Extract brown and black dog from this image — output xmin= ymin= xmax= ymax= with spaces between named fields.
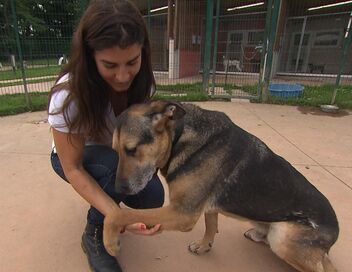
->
xmin=104 ymin=100 xmax=339 ymax=272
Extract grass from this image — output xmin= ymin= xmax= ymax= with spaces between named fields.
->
xmin=0 ymin=88 xmax=209 ymax=116
xmin=242 ymin=84 xmax=259 ymax=96
xmin=156 ymin=82 xmax=203 ymax=92
xmin=154 ymin=91 xmax=209 ymax=101
xmin=0 ymin=84 xmax=351 ymax=116
xmin=155 ymin=82 xmax=209 ymax=101
xmin=0 ymin=76 xmax=57 ymax=88
xmin=0 ymin=92 xmax=49 ymax=116
xmin=0 ymin=65 xmax=61 ymax=81
xmin=27 ymin=58 xmax=59 ymax=66
xmin=1 ymin=58 xmax=58 ymax=67
xmin=260 ymin=84 xmax=352 ymax=109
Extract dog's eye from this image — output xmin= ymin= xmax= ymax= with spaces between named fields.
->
xmin=124 ymin=146 xmax=137 ymax=156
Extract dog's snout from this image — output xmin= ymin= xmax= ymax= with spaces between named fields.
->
xmin=115 ymin=178 xmax=131 ymax=194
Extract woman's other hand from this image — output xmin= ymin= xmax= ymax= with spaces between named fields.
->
xmin=125 ymin=223 xmax=161 ymax=235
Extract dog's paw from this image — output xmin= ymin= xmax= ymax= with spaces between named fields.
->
xmin=188 ymin=240 xmax=213 ymax=255
xmin=244 ymin=228 xmax=268 ymax=244
xmin=104 ymin=237 xmax=121 ymax=257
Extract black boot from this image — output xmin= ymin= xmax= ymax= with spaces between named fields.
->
xmin=81 ymin=223 xmax=122 ymax=272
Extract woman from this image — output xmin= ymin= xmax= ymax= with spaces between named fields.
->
xmin=48 ymin=1 xmax=163 ymax=271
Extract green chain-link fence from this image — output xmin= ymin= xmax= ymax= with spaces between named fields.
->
xmin=1 ymin=0 xmax=351 ymax=107
xmin=0 ymin=0 xmax=87 ymax=109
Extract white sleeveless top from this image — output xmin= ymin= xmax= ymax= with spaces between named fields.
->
xmin=48 ymin=74 xmax=155 ymax=152
xmin=48 ymin=74 xmax=117 ymax=152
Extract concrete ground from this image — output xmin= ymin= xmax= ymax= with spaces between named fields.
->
xmin=0 ymin=100 xmax=351 ymax=272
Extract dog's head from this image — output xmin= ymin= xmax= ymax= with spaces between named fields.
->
xmin=113 ymin=100 xmax=186 ymax=195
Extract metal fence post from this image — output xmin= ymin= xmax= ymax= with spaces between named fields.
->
xmin=147 ymin=0 xmax=151 ymax=33
xmin=294 ymin=16 xmax=307 ymax=73
xmin=203 ymin=0 xmax=214 ymax=94
xmin=10 ymin=0 xmax=32 ymax=109
xmin=261 ymin=0 xmax=280 ymax=102
xmin=211 ymin=0 xmax=220 ymax=95
xmin=257 ymin=0 xmax=273 ymax=100
xmin=330 ymin=11 xmax=352 ymax=105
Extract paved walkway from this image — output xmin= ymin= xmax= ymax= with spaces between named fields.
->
xmin=0 ymin=100 xmax=351 ymax=272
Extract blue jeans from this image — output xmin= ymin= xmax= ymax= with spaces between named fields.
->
xmin=50 ymin=145 xmax=164 ymax=226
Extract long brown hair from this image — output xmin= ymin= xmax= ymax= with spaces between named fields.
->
xmin=48 ymin=0 xmax=155 ymax=141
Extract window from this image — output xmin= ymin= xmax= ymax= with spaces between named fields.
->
xmin=314 ymin=31 xmax=340 ymax=47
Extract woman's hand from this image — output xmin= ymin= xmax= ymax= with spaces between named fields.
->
xmin=125 ymin=223 xmax=161 ymax=235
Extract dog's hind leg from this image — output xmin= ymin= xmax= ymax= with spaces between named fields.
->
xmin=244 ymin=222 xmax=269 ymax=244
xmin=189 ymin=212 xmax=218 ymax=255
xmin=267 ymin=222 xmax=337 ymax=272
xmin=273 ymin=245 xmax=336 ymax=272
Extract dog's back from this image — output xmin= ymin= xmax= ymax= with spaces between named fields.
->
xmin=171 ymin=103 xmax=339 ymax=247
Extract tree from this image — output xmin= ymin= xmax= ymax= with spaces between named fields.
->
xmin=0 ymin=0 xmax=83 ymax=62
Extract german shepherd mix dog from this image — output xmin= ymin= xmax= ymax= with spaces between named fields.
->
xmin=104 ymin=100 xmax=339 ymax=272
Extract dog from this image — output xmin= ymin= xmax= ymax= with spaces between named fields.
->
xmin=104 ymin=100 xmax=339 ymax=272
xmin=223 ymin=55 xmax=242 ymax=72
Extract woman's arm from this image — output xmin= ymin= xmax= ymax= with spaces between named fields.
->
xmin=52 ymin=128 xmax=160 ymax=234
xmin=52 ymin=128 xmax=119 ymax=216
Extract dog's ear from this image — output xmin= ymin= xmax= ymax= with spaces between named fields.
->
xmin=163 ymin=102 xmax=186 ymax=120
xmin=149 ymin=101 xmax=186 ymax=132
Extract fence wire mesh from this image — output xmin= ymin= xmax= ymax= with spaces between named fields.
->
xmin=0 ymin=0 xmax=351 ymax=104
xmin=276 ymin=1 xmax=352 ymax=85
xmin=0 ymin=0 xmax=86 ymax=95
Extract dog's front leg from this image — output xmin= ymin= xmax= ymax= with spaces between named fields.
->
xmin=103 ymin=209 xmax=124 ymax=257
xmin=189 ymin=212 xmax=218 ymax=254
xmin=103 ymin=205 xmax=201 ymax=256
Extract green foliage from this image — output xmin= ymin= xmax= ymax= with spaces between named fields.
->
xmin=0 ymin=0 xmax=81 ymax=62
xmin=155 ymin=83 xmax=208 ymax=101
xmin=0 ymin=84 xmax=351 ymax=117
xmin=156 ymin=82 xmax=204 ymax=92
xmin=154 ymin=91 xmax=209 ymax=102
xmin=242 ymin=84 xmax=259 ymax=95
xmin=0 ymin=76 xmax=56 ymax=88
xmin=0 ymin=88 xmax=209 ymax=116
xmin=0 ymin=65 xmax=60 ymax=81
xmin=0 ymin=92 xmax=48 ymax=116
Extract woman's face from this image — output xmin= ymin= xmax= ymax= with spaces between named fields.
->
xmin=94 ymin=43 xmax=142 ymax=92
